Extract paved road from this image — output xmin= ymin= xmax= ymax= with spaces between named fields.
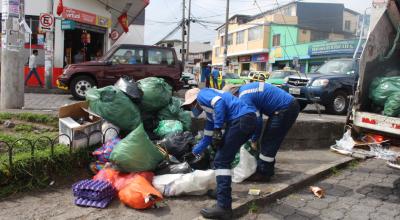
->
xmin=242 ymin=159 xmax=400 ymax=220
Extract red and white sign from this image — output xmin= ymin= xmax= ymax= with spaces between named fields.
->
xmin=239 ymin=55 xmax=251 ymax=62
xmin=354 ymin=111 xmax=400 ymax=136
xmin=39 ymin=13 xmax=54 ymax=32
xmin=62 ymin=7 xmax=97 ymax=26
xmin=110 ymin=30 xmax=120 ymax=41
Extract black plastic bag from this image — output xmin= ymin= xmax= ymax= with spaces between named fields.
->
xmin=187 ymin=151 xmax=211 ymax=170
xmin=114 ymin=78 xmax=143 ymax=103
xmin=155 ymin=162 xmax=192 ymax=175
xmin=158 ymin=132 xmax=195 ymax=160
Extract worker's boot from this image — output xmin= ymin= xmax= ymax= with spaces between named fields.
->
xmin=247 ymin=160 xmax=275 ymax=182
xmin=200 ymin=205 xmax=233 ymax=220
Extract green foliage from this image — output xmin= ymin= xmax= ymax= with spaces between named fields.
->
xmin=0 ymin=112 xmax=58 ymax=127
xmin=248 ymin=201 xmax=259 ymax=214
xmin=14 ymin=124 xmax=34 ymax=132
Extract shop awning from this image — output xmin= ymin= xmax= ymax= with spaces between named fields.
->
xmin=96 ymin=0 xmax=149 ymax=33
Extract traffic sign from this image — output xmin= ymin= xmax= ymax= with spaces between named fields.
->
xmin=110 ymin=30 xmax=120 ymax=41
xmin=39 ymin=13 xmax=54 ymax=32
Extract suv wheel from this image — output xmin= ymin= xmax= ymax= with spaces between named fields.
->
xmin=70 ymin=76 xmax=95 ymax=100
xmin=327 ymin=91 xmax=349 ymax=115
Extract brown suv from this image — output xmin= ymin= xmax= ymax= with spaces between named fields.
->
xmin=57 ymin=44 xmax=183 ymax=100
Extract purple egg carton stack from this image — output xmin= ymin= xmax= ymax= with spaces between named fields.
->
xmin=72 ymin=179 xmax=116 ymax=209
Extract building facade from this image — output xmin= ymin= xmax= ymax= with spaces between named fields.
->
xmin=0 ymin=0 xmax=147 ymax=87
xmin=211 ymin=2 xmax=360 ymax=74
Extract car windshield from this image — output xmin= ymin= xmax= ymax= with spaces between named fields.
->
xmin=225 ymin=73 xmax=240 ymax=79
xmin=270 ymin=71 xmax=290 ymax=79
xmin=316 ymin=60 xmax=354 ymax=75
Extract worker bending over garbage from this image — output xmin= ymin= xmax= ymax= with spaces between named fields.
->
xmin=181 ymin=88 xmax=257 ymax=219
xmin=224 ymin=82 xmax=300 ymax=181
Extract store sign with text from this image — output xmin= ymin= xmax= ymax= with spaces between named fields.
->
xmin=239 ymin=55 xmax=251 ymax=62
xmin=62 ymin=7 xmax=110 ymax=28
xmin=251 ymin=53 xmax=268 ymax=62
xmin=309 ymin=40 xmax=362 ymax=56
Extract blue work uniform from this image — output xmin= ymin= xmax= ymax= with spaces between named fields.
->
xmin=212 ymin=69 xmax=220 ymax=89
xmin=193 ymin=88 xmax=257 ymax=209
xmin=238 ymin=82 xmax=300 ymax=175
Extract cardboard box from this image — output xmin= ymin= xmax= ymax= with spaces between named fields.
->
xmin=59 ymin=101 xmax=103 ymax=149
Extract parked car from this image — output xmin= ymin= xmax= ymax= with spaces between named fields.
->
xmin=281 ymin=58 xmax=357 ymax=114
xmin=57 ymin=44 xmax=183 ymax=100
xmin=219 ymin=73 xmax=247 ymax=85
xmin=248 ymin=71 xmax=269 ymax=81
xmin=181 ymin=72 xmax=198 ymax=89
xmin=266 ymin=68 xmax=300 ymax=87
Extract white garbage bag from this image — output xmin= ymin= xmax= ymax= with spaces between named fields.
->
xmin=232 ymin=147 xmax=257 ymax=183
xmin=153 ymin=170 xmax=216 ymax=197
xmin=335 ymin=130 xmax=355 ymax=151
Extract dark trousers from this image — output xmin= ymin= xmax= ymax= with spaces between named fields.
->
xmin=258 ymin=99 xmax=300 ymax=175
xmin=213 ymin=77 xmax=219 ymax=89
xmin=214 ymin=113 xmax=257 ymax=209
xmin=25 ymin=68 xmax=43 ymax=86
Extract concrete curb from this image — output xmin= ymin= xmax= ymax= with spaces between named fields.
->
xmin=194 ymin=156 xmax=356 ymax=219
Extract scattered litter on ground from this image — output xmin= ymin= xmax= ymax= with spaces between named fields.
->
xmin=309 ymin=186 xmax=325 ymax=198
xmin=248 ymin=189 xmax=261 ymax=196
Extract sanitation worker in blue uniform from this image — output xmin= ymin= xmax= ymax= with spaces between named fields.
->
xmin=223 ymin=82 xmax=300 ymax=181
xmin=181 ymin=88 xmax=257 ymax=219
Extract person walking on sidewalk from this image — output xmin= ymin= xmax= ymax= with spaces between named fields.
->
xmin=223 ymin=82 xmax=300 ymax=181
xmin=25 ymin=50 xmax=43 ymax=87
xmin=181 ymin=88 xmax=257 ymax=219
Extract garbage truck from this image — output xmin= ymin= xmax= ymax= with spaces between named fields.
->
xmin=331 ymin=0 xmax=400 ymax=169
xmin=345 ymin=0 xmax=400 ymax=168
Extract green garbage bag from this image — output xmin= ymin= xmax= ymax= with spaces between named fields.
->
xmin=154 ymin=120 xmax=183 ymax=138
xmin=110 ymin=123 xmax=164 ymax=172
xmin=369 ymin=76 xmax=400 ymax=106
xmin=384 ymin=92 xmax=400 ymax=117
xmin=158 ymin=97 xmax=192 ymax=131
xmin=138 ymin=77 xmax=172 ymax=112
xmin=86 ymin=86 xmax=141 ymax=131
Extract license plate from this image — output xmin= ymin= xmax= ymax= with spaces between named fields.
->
xmin=289 ymin=87 xmax=301 ymax=95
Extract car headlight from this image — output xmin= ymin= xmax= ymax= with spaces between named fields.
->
xmin=311 ymin=79 xmax=329 ymax=87
xmin=283 ymin=77 xmax=289 ymax=83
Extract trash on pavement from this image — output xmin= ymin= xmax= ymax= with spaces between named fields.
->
xmin=114 ymin=78 xmax=143 ymax=103
xmin=118 ymin=174 xmax=163 ymax=209
xmin=309 ymin=186 xmax=325 ymax=198
xmin=232 ymin=146 xmax=257 ymax=183
xmin=152 ymin=170 xmax=216 ymax=197
xmin=335 ymin=130 xmax=355 ymax=152
xmin=110 ymin=123 xmax=165 ymax=172
xmin=248 ymin=189 xmax=261 ymax=196
xmin=59 ymin=101 xmax=102 ymax=149
xmin=72 ymin=179 xmax=116 ymax=209
xmin=186 ymin=151 xmax=211 ymax=170
xmin=102 ymin=122 xmax=120 ymax=143
xmin=138 ymin=77 xmax=172 ymax=112
xmin=154 ymin=120 xmax=184 ymax=138
xmin=158 ymin=131 xmax=195 ymax=160
xmin=93 ymin=168 xmax=154 ymax=191
xmin=93 ymin=138 xmax=120 ymax=164
xmin=86 ymin=86 xmax=141 ymax=131
xmin=155 ymin=162 xmax=192 ymax=175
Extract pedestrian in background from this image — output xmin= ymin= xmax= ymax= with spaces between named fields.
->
xmin=25 ymin=50 xmax=43 ymax=87
xmin=204 ymin=65 xmax=211 ymax=87
xmin=212 ymin=67 xmax=220 ymax=89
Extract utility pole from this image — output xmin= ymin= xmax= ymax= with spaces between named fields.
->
xmin=44 ymin=0 xmax=54 ymax=89
xmin=186 ymin=0 xmax=192 ymax=62
xmin=181 ymin=0 xmax=186 ymax=72
xmin=222 ymin=0 xmax=230 ymax=76
xmin=1 ymin=0 xmax=25 ymax=109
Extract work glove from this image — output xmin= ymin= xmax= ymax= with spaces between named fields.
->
xmin=212 ymin=128 xmax=223 ymax=150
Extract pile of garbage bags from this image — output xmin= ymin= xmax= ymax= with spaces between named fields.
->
xmin=369 ymin=76 xmax=400 ymax=117
xmin=72 ymin=77 xmax=259 ymax=210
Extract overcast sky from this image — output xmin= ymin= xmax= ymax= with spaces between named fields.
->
xmin=144 ymin=0 xmax=373 ymax=45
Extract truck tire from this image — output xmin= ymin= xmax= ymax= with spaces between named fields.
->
xmin=327 ymin=90 xmax=349 ymax=115
xmin=70 ymin=75 xmax=95 ymax=100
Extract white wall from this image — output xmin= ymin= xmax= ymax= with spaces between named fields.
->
xmin=115 ymin=25 xmax=145 ymax=45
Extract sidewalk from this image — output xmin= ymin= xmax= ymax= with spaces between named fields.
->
xmin=242 ymin=159 xmax=400 ymax=220
xmin=0 ymin=149 xmax=353 ymax=220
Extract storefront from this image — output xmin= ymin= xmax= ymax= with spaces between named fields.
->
xmin=61 ymin=7 xmax=110 ymax=65
xmin=250 ymin=53 xmax=268 ymax=71
xmin=238 ymin=55 xmax=251 ymax=73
